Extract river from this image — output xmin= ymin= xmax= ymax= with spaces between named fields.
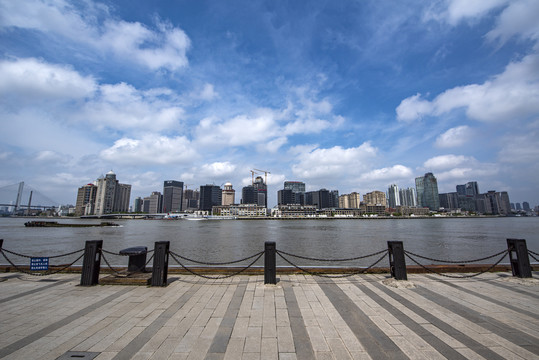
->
xmin=0 ymin=217 xmax=538 ymax=267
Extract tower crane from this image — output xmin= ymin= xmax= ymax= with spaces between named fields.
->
xmin=250 ymin=170 xmax=260 ymax=185
xmin=253 ymin=168 xmax=271 ymax=185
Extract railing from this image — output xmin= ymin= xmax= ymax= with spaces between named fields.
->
xmin=0 ymin=238 xmax=536 ymax=286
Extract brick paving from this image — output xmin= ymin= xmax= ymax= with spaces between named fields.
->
xmin=0 ymin=272 xmax=538 ymax=360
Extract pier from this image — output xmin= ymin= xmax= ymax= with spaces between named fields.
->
xmin=0 ymin=272 xmax=538 ymax=359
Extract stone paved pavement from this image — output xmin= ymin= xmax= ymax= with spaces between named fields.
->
xmin=0 ymin=272 xmax=538 ymax=360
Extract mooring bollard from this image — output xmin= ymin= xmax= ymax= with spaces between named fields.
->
xmin=0 ymin=239 xmax=3 ymax=251
xmin=151 ymin=241 xmax=170 ymax=287
xmin=80 ymin=240 xmax=103 ymax=286
xmin=265 ymin=241 xmax=276 ymax=284
xmin=388 ymin=241 xmax=407 ymax=280
xmin=507 ymin=239 xmax=532 ymax=278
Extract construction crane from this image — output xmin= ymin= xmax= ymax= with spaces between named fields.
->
xmin=250 ymin=170 xmax=260 ymax=185
xmin=253 ymin=168 xmax=271 ymax=185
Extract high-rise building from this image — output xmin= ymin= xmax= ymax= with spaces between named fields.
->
xmin=144 ymin=191 xmax=162 ymax=213
xmin=283 ymin=181 xmax=306 ymax=205
xmin=399 ymin=188 xmax=417 ymax=207
xmin=183 ymin=189 xmax=199 ymax=210
xmin=134 ymin=197 xmax=142 ymax=212
xmin=339 ymin=192 xmax=361 ymax=209
xmin=516 ymin=203 xmax=522 ymax=210
xmin=199 ymin=185 xmax=222 ymax=212
xmin=75 ymin=183 xmax=97 ymax=216
xmin=466 ymin=181 xmax=479 ymax=196
xmin=500 ymin=191 xmax=511 ymax=216
xmin=222 ymin=182 xmax=235 ymax=206
xmin=439 ymin=192 xmax=459 ymax=210
xmin=415 ymin=172 xmax=440 ymax=210
xmin=94 ymin=171 xmax=131 ymax=215
xmin=387 ymin=184 xmax=400 ymax=208
xmin=162 ymin=180 xmax=183 ymax=213
xmin=523 ymin=202 xmax=530 ymax=211
xmin=242 ymin=176 xmax=267 ymax=207
xmin=278 ymin=189 xmax=294 ymax=205
xmin=363 ymin=191 xmax=387 ymax=206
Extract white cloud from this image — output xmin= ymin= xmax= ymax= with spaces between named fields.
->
xmin=291 ymin=143 xmax=378 ymax=180
xmin=395 ymin=93 xmax=433 ymax=122
xmin=34 ymin=150 xmax=71 ymax=164
xmin=360 ymin=165 xmax=413 ymax=182
xmin=486 ymin=0 xmax=539 ymax=44
xmin=396 ymin=53 xmax=539 ymax=123
xmin=199 ymin=162 xmax=236 ymax=177
xmin=81 ymin=82 xmax=184 ymax=132
xmin=100 ymin=135 xmax=197 ymax=165
xmin=443 ymin=0 xmax=508 ymax=25
xmin=0 ymin=58 xmax=96 ymax=103
xmin=0 ymin=0 xmax=190 ymax=71
xmin=423 ymin=154 xmax=475 ymax=170
xmin=435 ymin=125 xmax=471 ymax=148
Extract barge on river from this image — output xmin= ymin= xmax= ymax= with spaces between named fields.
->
xmin=24 ymin=221 xmax=119 ymax=227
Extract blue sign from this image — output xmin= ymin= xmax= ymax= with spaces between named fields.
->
xmin=30 ymin=257 xmax=49 ymax=271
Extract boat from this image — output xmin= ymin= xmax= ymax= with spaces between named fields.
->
xmin=24 ymin=221 xmax=119 ymax=227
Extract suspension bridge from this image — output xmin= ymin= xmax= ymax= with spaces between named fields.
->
xmin=0 ymin=182 xmax=60 ymax=214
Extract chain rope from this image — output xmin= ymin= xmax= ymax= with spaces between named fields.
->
xmin=169 ymin=251 xmax=264 ymax=279
xmin=528 ymin=251 xmax=539 ymax=263
xmin=529 ymin=249 xmax=539 ymax=256
xmin=1 ymin=247 xmax=84 ymax=259
xmin=276 ymin=250 xmax=389 ymax=278
xmin=0 ymin=249 xmax=84 ymax=277
xmin=100 ymin=251 xmax=128 ymax=276
xmin=169 ymin=250 xmax=264 ymax=266
xmin=404 ymin=250 xmax=509 ymax=279
xmin=403 ymin=249 xmax=508 ymax=264
xmin=276 ymin=248 xmax=388 ymax=262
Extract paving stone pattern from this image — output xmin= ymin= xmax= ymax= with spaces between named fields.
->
xmin=0 ymin=272 xmax=538 ymax=360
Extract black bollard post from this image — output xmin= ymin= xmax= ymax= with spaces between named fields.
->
xmin=388 ymin=241 xmax=407 ymax=280
xmin=0 ymin=239 xmax=3 ymax=250
xmin=507 ymin=239 xmax=532 ymax=278
xmin=151 ymin=241 xmax=170 ymax=286
xmin=80 ymin=240 xmax=103 ymax=286
xmin=265 ymin=241 xmax=276 ymax=284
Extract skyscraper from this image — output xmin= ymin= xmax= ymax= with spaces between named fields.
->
xmin=199 ymin=185 xmax=222 ymax=212
xmin=415 ymin=172 xmax=440 ymax=210
xmin=363 ymin=191 xmax=387 ymax=206
xmin=94 ymin=171 xmax=131 ymax=215
xmin=75 ymin=183 xmax=97 ymax=216
xmin=387 ymin=184 xmax=400 ymax=208
xmin=399 ymin=188 xmax=417 ymax=207
xmin=284 ymin=181 xmax=305 ymax=205
xmin=242 ymin=176 xmax=267 ymax=207
xmin=162 ymin=180 xmax=183 ymax=213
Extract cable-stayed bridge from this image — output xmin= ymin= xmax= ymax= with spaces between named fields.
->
xmin=0 ymin=182 xmax=60 ymax=213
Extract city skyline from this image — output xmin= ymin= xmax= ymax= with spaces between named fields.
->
xmin=1 ymin=1 xmax=538 ymax=208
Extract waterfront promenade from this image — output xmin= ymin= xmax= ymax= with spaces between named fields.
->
xmin=0 ymin=272 xmax=538 ymax=360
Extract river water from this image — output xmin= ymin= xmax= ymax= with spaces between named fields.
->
xmin=1 ymin=217 xmax=538 ymax=267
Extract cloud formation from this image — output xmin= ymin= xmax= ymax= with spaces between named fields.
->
xmin=0 ymin=0 xmax=190 ymax=71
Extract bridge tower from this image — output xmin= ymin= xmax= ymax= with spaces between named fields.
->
xmin=15 ymin=182 xmax=24 ymax=212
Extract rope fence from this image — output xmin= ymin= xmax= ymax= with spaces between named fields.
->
xmin=0 ymin=238 xmax=536 ymax=285
xmin=276 ymin=249 xmax=388 ymax=278
xmin=0 ymin=247 xmax=85 ymax=277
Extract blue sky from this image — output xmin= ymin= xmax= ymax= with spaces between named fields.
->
xmin=1 ymin=0 xmax=538 ymax=208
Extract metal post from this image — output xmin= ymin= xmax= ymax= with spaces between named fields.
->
xmin=265 ymin=241 xmax=276 ymax=284
xmin=151 ymin=241 xmax=170 ymax=286
xmin=507 ymin=239 xmax=532 ymax=278
xmin=388 ymin=241 xmax=407 ymax=280
xmin=80 ymin=240 xmax=103 ymax=286
xmin=0 ymin=239 xmax=3 ymax=250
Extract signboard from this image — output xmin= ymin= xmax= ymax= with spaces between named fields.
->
xmin=30 ymin=257 xmax=49 ymax=271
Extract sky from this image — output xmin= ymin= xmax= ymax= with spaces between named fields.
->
xmin=1 ymin=0 xmax=539 ymax=209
